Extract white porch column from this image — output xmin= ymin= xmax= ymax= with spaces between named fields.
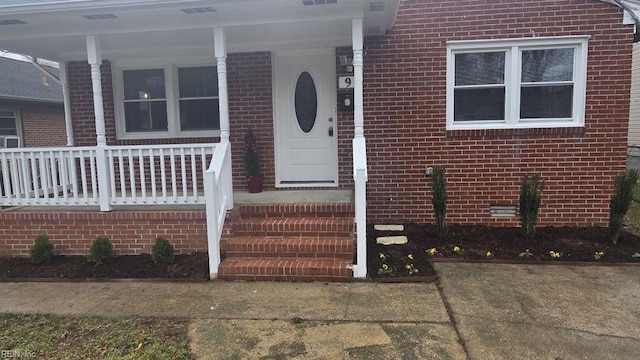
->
xmin=58 ymin=62 xmax=75 ymax=146
xmin=86 ymin=35 xmax=112 ymax=211
xmin=214 ymin=27 xmax=230 ymax=143
xmin=352 ymin=18 xmax=364 ymax=139
xmin=352 ymin=18 xmax=368 ymax=279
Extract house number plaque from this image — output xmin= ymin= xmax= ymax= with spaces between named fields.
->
xmin=338 ymin=76 xmax=354 ymax=89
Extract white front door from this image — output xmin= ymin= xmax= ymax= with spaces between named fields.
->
xmin=275 ymin=51 xmax=337 ymax=186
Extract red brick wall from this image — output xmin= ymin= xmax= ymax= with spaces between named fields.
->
xmin=227 ymin=52 xmax=276 ymax=191
xmin=0 ymin=210 xmax=207 ymax=257
xmin=20 ymin=103 xmax=66 ymax=147
xmin=0 ymin=102 xmax=66 ymax=147
xmin=363 ymin=0 xmax=634 ymax=226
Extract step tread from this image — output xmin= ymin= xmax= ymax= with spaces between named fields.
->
xmin=218 ymin=257 xmax=352 ymax=282
xmin=239 ymin=203 xmax=354 ymax=218
xmin=221 ymin=236 xmax=354 ymax=259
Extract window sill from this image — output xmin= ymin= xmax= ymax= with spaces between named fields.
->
xmin=116 ymin=130 xmax=221 ymax=141
xmin=446 ymin=126 xmax=585 ymax=139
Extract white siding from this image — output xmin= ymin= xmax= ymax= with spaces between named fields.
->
xmin=629 ymin=43 xmax=640 ymax=146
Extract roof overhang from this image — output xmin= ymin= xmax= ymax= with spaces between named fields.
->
xmin=0 ymin=0 xmax=400 ymax=61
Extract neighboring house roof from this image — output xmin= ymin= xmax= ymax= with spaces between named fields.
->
xmin=0 ymin=56 xmax=63 ymax=104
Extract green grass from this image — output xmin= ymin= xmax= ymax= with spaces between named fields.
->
xmin=0 ymin=313 xmax=193 ymax=359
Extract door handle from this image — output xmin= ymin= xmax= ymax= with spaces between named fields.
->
xmin=328 ymin=126 xmax=334 ymax=137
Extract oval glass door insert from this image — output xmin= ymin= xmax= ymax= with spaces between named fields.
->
xmin=294 ymin=71 xmax=318 ymax=133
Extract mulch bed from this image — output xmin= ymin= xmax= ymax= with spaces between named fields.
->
xmin=368 ymin=223 xmax=640 ymax=280
xmin=0 ymin=253 xmax=209 ymax=281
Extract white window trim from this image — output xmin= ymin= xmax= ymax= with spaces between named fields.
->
xmin=0 ymin=108 xmax=22 ymax=139
xmin=113 ymin=59 xmax=220 ymax=140
xmin=446 ymin=36 xmax=589 ymax=131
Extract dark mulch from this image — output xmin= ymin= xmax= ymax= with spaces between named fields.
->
xmin=0 ymin=253 xmax=209 ymax=280
xmin=368 ymin=224 xmax=640 ymax=279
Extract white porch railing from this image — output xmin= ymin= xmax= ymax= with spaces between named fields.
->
xmin=353 ymin=136 xmax=368 ymax=279
xmin=203 ymin=141 xmax=233 ymax=279
xmin=0 ymin=147 xmax=98 ymax=206
xmin=0 ymin=143 xmax=215 ymax=207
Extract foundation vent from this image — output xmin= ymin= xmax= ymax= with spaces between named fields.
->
xmin=0 ymin=19 xmax=26 ymax=25
xmin=369 ymin=1 xmax=385 ymax=12
xmin=490 ymin=205 xmax=517 ymax=218
xmin=181 ymin=7 xmax=217 ymax=14
xmin=302 ymin=0 xmax=337 ymax=6
xmin=82 ymin=14 xmax=118 ymax=20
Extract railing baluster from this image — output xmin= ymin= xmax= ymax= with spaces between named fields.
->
xmin=70 ymin=150 xmax=79 ymax=203
xmin=138 ymin=148 xmax=146 ymax=202
xmin=29 ymin=151 xmax=39 ymax=202
xmin=38 ymin=152 xmax=49 ymax=202
xmin=117 ymin=149 xmax=125 ymax=201
xmin=89 ymin=149 xmax=98 ymax=201
xmin=1 ymin=153 xmax=11 ymax=201
xmin=19 ymin=152 xmax=29 ymax=201
xmin=107 ymin=149 xmax=116 ymax=203
xmin=78 ymin=150 xmax=88 ymax=203
xmin=190 ymin=147 xmax=197 ymax=200
xmin=170 ymin=148 xmax=177 ymax=202
xmin=128 ymin=149 xmax=136 ymax=203
xmin=48 ymin=150 xmax=59 ymax=202
xmin=150 ymin=149 xmax=157 ymax=201
xmin=180 ymin=148 xmax=187 ymax=202
xmin=160 ymin=148 xmax=167 ymax=201
xmin=58 ymin=150 xmax=69 ymax=203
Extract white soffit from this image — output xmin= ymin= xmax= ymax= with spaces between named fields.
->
xmin=0 ymin=0 xmax=401 ymax=61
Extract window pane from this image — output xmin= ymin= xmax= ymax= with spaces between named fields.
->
xmin=124 ymin=101 xmax=168 ymax=132
xmin=454 ymin=88 xmax=505 ymax=121
xmin=178 ymin=66 xmax=218 ymax=98
xmin=179 ymin=99 xmax=220 ymax=131
xmin=0 ymin=116 xmax=17 ymax=135
xmin=522 ymin=48 xmax=574 ymax=82
xmin=123 ymin=69 xmax=166 ymax=100
xmin=520 ymin=85 xmax=573 ymax=119
xmin=455 ymin=52 xmax=505 ymax=86
xmin=294 ymin=71 xmax=318 ymax=133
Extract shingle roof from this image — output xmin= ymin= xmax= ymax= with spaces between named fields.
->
xmin=0 ymin=57 xmax=63 ymax=103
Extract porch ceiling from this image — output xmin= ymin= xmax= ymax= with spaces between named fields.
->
xmin=0 ymin=0 xmax=400 ymax=61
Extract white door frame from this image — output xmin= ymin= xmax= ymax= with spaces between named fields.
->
xmin=273 ymin=49 xmax=338 ymax=188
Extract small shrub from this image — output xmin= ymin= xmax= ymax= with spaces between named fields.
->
xmin=520 ymin=173 xmax=545 ymax=239
xmin=431 ymin=166 xmax=448 ymax=237
xmin=29 ymin=235 xmax=53 ymax=264
xmin=609 ymin=169 xmax=640 ymax=244
xmin=87 ymin=236 xmax=114 ymax=266
xmin=151 ymin=237 xmax=175 ymax=265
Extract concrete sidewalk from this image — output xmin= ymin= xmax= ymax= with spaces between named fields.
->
xmin=1 ymin=264 xmax=639 ymax=359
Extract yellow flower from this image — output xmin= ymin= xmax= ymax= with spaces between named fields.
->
xmin=382 ymin=264 xmax=388 ymax=269
xmin=407 ymin=254 xmax=414 ymax=260
xmin=453 ymin=246 xmax=460 ymax=252
xmin=486 ymin=251 xmax=494 ymax=258
xmin=428 ymin=248 xmax=437 ymax=255
xmin=405 ymin=264 xmax=411 ymax=269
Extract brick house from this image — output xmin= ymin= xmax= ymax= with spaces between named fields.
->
xmin=0 ymin=0 xmax=637 ymax=281
xmin=0 ymin=55 xmax=66 ymax=148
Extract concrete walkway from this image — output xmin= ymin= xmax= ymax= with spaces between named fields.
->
xmin=0 ymin=264 xmax=639 ymax=359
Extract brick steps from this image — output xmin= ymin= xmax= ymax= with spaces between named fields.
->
xmin=218 ymin=202 xmax=354 ymax=282
xmin=231 ymin=217 xmax=353 ymax=237
xmin=221 ymin=236 xmax=353 ymax=259
xmin=218 ymin=257 xmax=352 ymax=282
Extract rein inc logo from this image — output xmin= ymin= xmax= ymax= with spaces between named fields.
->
xmin=1 ymin=350 xmax=35 ymax=358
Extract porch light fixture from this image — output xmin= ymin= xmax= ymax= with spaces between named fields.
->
xmin=302 ymin=0 xmax=338 ymax=6
xmin=0 ymin=19 xmax=26 ymax=25
xmin=82 ymin=14 xmax=118 ymax=20
xmin=181 ymin=7 xmax=217 ymax=14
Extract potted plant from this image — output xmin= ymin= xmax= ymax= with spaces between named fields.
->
xmin=243 ymin=128 xmax=263 ymax=193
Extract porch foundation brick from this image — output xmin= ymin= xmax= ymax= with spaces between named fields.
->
xmin=219 ymin=202 xmax=355 ymax=282
xmin=0 ymin=209 xmax=207 ymax=257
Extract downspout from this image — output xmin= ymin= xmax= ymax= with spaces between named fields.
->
xmin=29 ymin=57 xmax=74 ymax=146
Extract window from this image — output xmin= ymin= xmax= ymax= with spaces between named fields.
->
xmin=0 ymin=110 xmax=19 ymax=136
xmin=447 ymin=36 xmax=588 ymax=130
xmin=117 ymin=64 xmax=219 ymax=139
xmin=123 ymin=69 xmax=168 ymax=132
xmin=178 ymin=66 xmax=219 ymax=131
